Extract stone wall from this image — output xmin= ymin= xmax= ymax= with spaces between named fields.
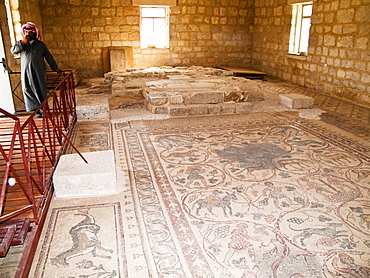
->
xmin=4 ymin=0 xmax=370 ymax=106
xmin=17 ymin=0 xmax=43 ymax=34
xmin=252 ymin=0 xmax=370 ymax=106
xmin=38 ymin=0 xmax=254 ymax=78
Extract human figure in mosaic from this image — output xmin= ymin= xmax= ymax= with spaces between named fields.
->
xmin=332 ymin=252 xmax=370 ymax=277
xmin=261 ymin=181 xmax=295 ymax=209
xmin=223 ymin=223 xmax=257 ymax=266
xmin=10 ymin=22 xmax=61 ymax=117
xmin=185 ymin=166 xmax=207 ymax=187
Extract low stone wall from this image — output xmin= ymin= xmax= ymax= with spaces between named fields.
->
xmin=77 ymin=66 xmax=324 ymax=120
xmin=103 ymin=66 xmax=265 ymax=116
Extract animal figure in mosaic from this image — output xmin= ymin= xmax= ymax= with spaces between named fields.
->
xmin=268 ymin=126 xmax=299 ymax=137
xmin=51 ymin=209 xmax=113 ymax=267
xmin=162 ymin=149 xmax=199 ymax=163
xmin=277 ymin=158 xmax=314 ymax=171
xmin=155 ymin=135 xmax=193 ymax=148
xmin=359 ymin=213 xmax=370 ymax=229
xmin=351 ymin=169 xmax=370 ymax=180
xmin=316 ymin=152 xmax=353 ymax=166
xmin=286 ymin=139 xmax=327 ymax=148
xmin=290 ymin=223 xmax=348 ymax=246
xmin=192 ymin=191 xmax=237 ymax=217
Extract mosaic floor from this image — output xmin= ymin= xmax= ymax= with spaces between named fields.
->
xmin=24 ymin=89 xmax=370 ymax=278
xmin=115 ymin=112 xmax=370 ymax=278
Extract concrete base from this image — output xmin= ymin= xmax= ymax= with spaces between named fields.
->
xmin=279 ymin=93 xmax=314 ymax=109
xmin=53 ymin=150 xmax=117 ymax=198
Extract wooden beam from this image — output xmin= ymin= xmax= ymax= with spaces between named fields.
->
xmin=218 ymin=66 xmax=266 ymax=79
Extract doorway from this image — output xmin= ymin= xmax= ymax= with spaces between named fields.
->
xmin=0 ymin=27 xmax=15 ymax=114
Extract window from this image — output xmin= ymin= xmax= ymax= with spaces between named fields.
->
xmin=289 ymin=2 xmax=312 ymax=55
xmin=140 ymin=6 xmax=169 ymax=49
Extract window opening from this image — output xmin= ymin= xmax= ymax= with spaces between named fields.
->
xmin=140 ymin=6 xmax=169 ymax=49
xmin=5 ymin=0 xmax=16 ymax=45
xmin=289 ymin=2 xmax=312 ymax=55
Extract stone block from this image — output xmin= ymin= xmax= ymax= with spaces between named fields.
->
xmin=186 ymin=91 xmax=224 ymax=104
xmin=111 ymin=84 xmax=125 ymax=94
xmin=53 ymin=150 xmax=117 ymax=198
xmin=236 ymin=102 xmax=253 ymax=113
xmin=189 ymin=105 xmax=209 ymax=115
xmin=220 ymin=103 xmax=236 ymax=114
xmin=168 ymin=105 xmax=189 ymax=117
xmin=146 ymin=103 xmax=167 ymax=114
xmin=208 ymin=104 xmax=221 ymax=114
xmin=279 ymin=94 xmax=314 ymax=109
xmin=148 ymin=92 xmax=168 ymax=106
xmin=169 ymin=94 xmax=184 ymax=104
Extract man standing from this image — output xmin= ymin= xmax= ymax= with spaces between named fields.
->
xmin=10 ymin=22 xmax=61 ymax=117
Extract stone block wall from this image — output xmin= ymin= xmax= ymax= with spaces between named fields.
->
xmin=37 ymin=0 xmax=254 ymax=78
xmin=252 ymin=0 xmax=370 ymax=106
xmin=17 ymin=0 xmax=43 ymax=35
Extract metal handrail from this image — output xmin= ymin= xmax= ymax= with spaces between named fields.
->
xmin=9 ymin=70 xmax=69 ymax=106
xmin=0 ymin=71 xmax=85 ymax=223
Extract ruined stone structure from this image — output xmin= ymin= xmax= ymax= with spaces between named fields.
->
xmin=75 ymin=66 xmax=319 ymax=120
xmin=105 ymin=66 xmax=265 ymax=117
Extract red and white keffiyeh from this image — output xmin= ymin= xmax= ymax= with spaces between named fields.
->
xmin=21 ymin=22 xmax=42 ymax=40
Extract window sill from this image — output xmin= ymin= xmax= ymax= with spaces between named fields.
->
xmin=140 ymin=48 xmax=170 ymax=54
xmin=288 ymin=53 xmax=308 ymax=61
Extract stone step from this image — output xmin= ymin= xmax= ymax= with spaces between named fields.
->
xmin=162 ymin=102 xmax=253 ymax=117
xmin=279 ymin=93 xmax=314 ymax=109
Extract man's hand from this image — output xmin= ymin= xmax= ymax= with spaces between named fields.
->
xmin=21 ymin=30 xmax=36 ymax=45
xmin=21 ymin=35 xmax=30 ymax=45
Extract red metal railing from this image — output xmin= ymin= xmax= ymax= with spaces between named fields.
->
xmin=0 ymin=71 xmax=85 ymax=224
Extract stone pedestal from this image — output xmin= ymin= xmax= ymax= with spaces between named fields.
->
xmin=279 ymin=93 xmax=314 ymax=109
xmin=53 ymin=150 xmax=117 ymax=198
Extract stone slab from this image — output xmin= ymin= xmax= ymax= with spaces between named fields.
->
xmin=279 ymin=93 xmax=314 ymax=109
xmin=185 ymin=91 xmax=224 ymax=104
xmin=220 ymin=103 xmax=236 ymax=114
xmin=168 ymin=105 xmax=189 ymax=117
xmin=189 ymin=104 xmax=209 ymax=115
xmin=53 ymin=150 xmax=117 ymax=198
xmin=235 ymin=102 xmax=253 ymax=113
xmin=76 ymin=95 xmax=110 ymax=120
